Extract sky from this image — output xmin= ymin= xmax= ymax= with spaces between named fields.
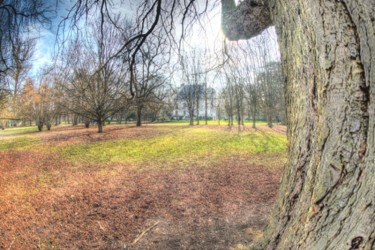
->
xmin=30 ymin=0 xmax=226 ymax=76
xmin=30 ymin=0 xmax=135 ymax=76
xmin=30 ymin=0 xmax=71 ymax=76
xmin=29 ymin=0 xmax=280 ymax=86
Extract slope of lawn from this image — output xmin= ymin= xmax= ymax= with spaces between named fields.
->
xmin=0 ymin=126 xmax=39 ymax=135
xmin=59 ymin=126 xmax=287 ymax=169
xmin=0 ymin=136 xmax=38 ymax=150
xmin=152 ymin=120 xmax=269 ymax=126
xmin=0 ymin=124 xmax=287 ymax=249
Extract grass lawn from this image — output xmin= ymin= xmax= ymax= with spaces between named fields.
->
xmin=153 ymin=120 xmax=269 ymax=126
xmin=59 ymin=126 xmax=286 ymax=168
xmin=0 ymin=125 xmax=39 ymax=134
xmin=0 ymin=124 xmax=287 ymax=249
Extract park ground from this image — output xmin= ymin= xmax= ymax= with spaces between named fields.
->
xmin=0 ymin=122 xmax=287 ymax=249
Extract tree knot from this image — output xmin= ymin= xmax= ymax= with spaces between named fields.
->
xmin=350 ymin=236 xmax=363 ymax=249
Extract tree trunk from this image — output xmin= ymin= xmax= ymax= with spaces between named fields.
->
xmin=267 ymin=112 xmax=273 ymax=128
xmin=251 ymin=104 xmax=257 ymax=129
xmin=46 ymin=123 xmax=52 ymax=131
xmin=189 ymin=114 xmax=194 ymax=126
xmin=252 ymin=112 xmax=256 ymax=129
xmin=237 ymin=106 xmax=242 ymax=126
xmin=97 ymin=119 xmax=103 ymax=133
xmin=136 ymin=106 xmax=142 ymax=127
xmin=196 ymin=102 xmax=200 ymax=125
xmin=205 ymin=84 xmax=208 ymax=125
xmin=37 ymin=120 xmax=43 ymax=132
xmin=119 ymin=113 xmax=123 ymax=124
xmin=241 ymin=107 xmax=245 ymax=126
xmin=72 ymin=115 xmax=78 ymax=126
xmin=223 ymin=0 xmax=375 ymax=249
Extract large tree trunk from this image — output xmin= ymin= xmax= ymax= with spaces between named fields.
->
xmin=223 ymin=0 xmax=375 ymax=249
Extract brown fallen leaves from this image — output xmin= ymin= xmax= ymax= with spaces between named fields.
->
xmin=0 ymin=125 xmax=283 ymax=249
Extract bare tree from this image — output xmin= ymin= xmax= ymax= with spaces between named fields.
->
xmin=222 ymin=31 xmax=282 ymax=129
xmin=2 ymin=35 xmax=37 ymax=126
xmin=59 ymin=0 xmax=220 ymax=98
xmin=61 ymin=21 xmax=128 ymax=133
xmin=257 ymin=61 xmax=283 ymax=127
xmin=177 ymin=84 xmax=200 ymax=126
xmin=216 ymin=91 xmax=224 ymax=125
xmin=132 ymin=33 xmax=170 ymax=126
xmin=222 ymin=77 xmax=234 ymax=127
xmin=0 ymin=0 xmax=48 ymax=82
xmin=220 ymin=43 xmax=247 ymax=129
xmin=0 ymin=0 xmax=49 ymax=123
xmin=177 ymin=52 xmax=203 ymax=125
xmin=6 ymin=36 xmax=36 ymax=97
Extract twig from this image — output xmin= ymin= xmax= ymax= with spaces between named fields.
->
xmin=97 ymin=221 xmax=105 ymax=231
xmin=131 ymin=221 xmax=160 ymax=246
xmin=7 ymin=239 xmax=14 ymax=250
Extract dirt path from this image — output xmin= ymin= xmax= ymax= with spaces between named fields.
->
xmin=131 ymin=159 xmax=281 ymax=250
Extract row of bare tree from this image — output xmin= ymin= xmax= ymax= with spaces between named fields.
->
xmin=216 ymin=30 xmax=285 ymax=128
xmin=0 ymin=2 xmax=284 ymax=133
xmin=1 ymin=31 xmax=285 ymax=132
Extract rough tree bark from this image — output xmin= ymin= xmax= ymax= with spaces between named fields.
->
xmin=222 ymin=0 xmax=375 ymax=249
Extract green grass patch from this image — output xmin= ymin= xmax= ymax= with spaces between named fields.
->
xmin=0 ymin=126 xmax=38 ymax=135
xmin=153 ymin=120 xmax=269 ymax=126
xmin=0 ymin=136 xmax=38 ymax=151
xmin=59 ymin=127 xmax=287 ymax=168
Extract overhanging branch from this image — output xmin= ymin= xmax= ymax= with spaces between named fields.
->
xmin=221 ymin=0 xmax=272 ymax=40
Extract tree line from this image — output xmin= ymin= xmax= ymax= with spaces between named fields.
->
xmin=0 ymin=2 xmax=284 ymax=133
